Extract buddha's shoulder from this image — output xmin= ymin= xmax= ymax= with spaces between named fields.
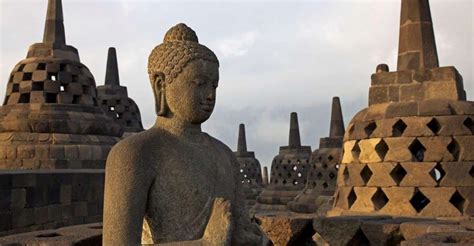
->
xmin=108 ymin=128 xmax=169 ymax=161
xmin=203 ymin=133 xmax=234 ymax=155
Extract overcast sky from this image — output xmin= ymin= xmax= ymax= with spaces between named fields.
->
xmin=1 ymin=0 xmax=473 ymax=170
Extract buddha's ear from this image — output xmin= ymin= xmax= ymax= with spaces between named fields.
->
xmin=150 ymin=72 xmax=167 ymax=116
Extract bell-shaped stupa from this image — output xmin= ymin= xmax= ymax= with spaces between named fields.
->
xmin=288 ymin=97 xmax=345 ymax=214
xmin=97 ymin=48 xmax=144 ymax=137
xmin=330 ymin=0 xmax=473 ymax=217
xmin=234 ymin=124 xmax=263 ymax=209
xmin=0 ymin=0 xmax=122 ymax=169
xmin=253 ymin=112 xmax=312 ymax=214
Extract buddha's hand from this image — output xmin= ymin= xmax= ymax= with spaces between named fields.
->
xmin=202 ymin=197 xmax=233 ymax=245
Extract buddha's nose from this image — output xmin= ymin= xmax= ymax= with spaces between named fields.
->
xmin=206 ymin=90 xmax=215 ymax=102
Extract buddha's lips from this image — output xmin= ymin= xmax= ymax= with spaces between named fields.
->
xmin=200 ymin=103 xmax=214 ymax=112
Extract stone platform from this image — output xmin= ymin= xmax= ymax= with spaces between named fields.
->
xmin=255 ymin=215 xmax=474 ymax=246
xmin=0 ymin=223 xmax=102 ymax=246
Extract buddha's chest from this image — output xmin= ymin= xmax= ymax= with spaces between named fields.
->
xmin=146 ymin=145 xmax=237 ymax=221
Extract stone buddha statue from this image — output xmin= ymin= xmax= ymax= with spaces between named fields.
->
xmin=103 ymin=23 xmax=267 ymax=245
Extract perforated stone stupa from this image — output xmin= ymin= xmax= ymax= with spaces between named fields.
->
xmin=97 ymin=48 xmax=143 ymax=136
xmin=331 ymin=0 xmax=474 ymax=217
xmin=234 ymin=124 xmax=263 ymax=209
xmin=288 ymin=97 xmax=345 ymax=214
xmin=253 ymin=112 xmax=312 ymax=214
xmin=0 ymin=0 xmax=122 ymax=169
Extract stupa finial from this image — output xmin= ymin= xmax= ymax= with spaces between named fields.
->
xmin=105 ymin=48 xmax=120 ymax=86
xmin=288 ymin=112 xmax=301 ymax=147
xmin=397 ymin=0 xmax=439 ymax=71
xmin=43 ymin=0 xmax=66 ymax=45
xmin=329 ymin=97 xmax=345 ymax=137
xmin=237 ymin=124 xmax=248 ymax=153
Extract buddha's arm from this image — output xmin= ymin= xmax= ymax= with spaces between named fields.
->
xmin=229 ymin=156 xmax=266 ymax=245
xmin=103 ymin=142 xmax=153 ymax=246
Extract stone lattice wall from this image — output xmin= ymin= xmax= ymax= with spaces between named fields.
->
xmin=0 ymin=170 xmax=104 ymax=236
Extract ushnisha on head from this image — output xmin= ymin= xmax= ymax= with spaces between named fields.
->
xmin=148 ymin=23 xmax=220 ymax=124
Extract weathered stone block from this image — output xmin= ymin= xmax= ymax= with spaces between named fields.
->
xmin=382 ymin=187 xmax=417 ymax=216
xmin=60 ymin=185 xmax=72 ymax=204
xmin=366 ymin=163 xmax=397 ymax=187
xmin=351 ymin=187 xmax=378 ymax=212
xmin=10 ymin=188 xmax=26 ymax=210
xmin=12 ymin=208 xmax=34 ymax=228
xmin=34 ymin=206 xmax=49 ymax=224
xmin=384 ymin=137 xmax=414 ymax=162
xmin=359 ymin=138 xmax=383 ymax=163
xmin=400 ymin=83 xmax=423 ymax=102
xmin=399 ymin=162 xmax=437 ymax=187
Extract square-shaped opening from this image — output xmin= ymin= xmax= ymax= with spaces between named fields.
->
xmin=18 ymin=93 xmax=30 ymax=103
xmin=23 ymin=73 xmax=32 ymax=81
xmin=45 ymin=93 xmax=57 ymax=103
xmin=82 ymin=85 xmax=90 ymax=94
xmin=12 ymin=84 xmax=19 ymax=93
xmin=110 ymin=106 xmax=115 ymax=111
xmin=60 ymin=85 xmax=65 ymax=92
xmin=72 ymin=95 xmax=81 ymax=104
xmin=60 ymin=63 xmax=67 ymax=71
xmin=37 ymin=63 xmax=46 ymax=70
xmin=32 ymin=82 xmax=44 ymax=91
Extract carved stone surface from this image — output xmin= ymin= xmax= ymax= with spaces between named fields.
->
xmin=253 ymin=113 xmax=312 ymax=214
xmin=288 ymin=97 xmax=344 ymax=214
xmin=102 ymin=23 xmax=266 ymax=245
xmin=0 ymin=0 xmax=122 ymax=170
xmin=234 ymin=124 xmax=263 ymax=211
xmin=330 ymin=0 xmax=474 ymax=218
xmin=97 ymin=48 xmax=144 ymax=135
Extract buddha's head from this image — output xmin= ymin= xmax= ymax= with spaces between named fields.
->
xmin=148 ymin=23 xmax=219 ymax=124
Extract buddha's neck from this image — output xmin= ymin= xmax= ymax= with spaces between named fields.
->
xmin=154 ymin=116 xmax=203 ymax=142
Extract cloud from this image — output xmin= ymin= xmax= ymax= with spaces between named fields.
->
xmin=214 ymin=31 xmax=258 ymax=58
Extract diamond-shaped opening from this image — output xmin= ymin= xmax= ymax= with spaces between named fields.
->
xmin=343 ymin=166 xmax=350 ymax=184
xmin=352 ymin=141 xmax=361 ymax=160
xmin=409 ymin=139 xmax=426 ymax=162
xmin=48 ymin=72 xmax=58 ymax=81
xmin=329 ymin=172 xmax=335 ymax=179
xmin=348 ymin=188 xmax=357 ymax=209
xmin=311 ymin=181 xmax=317 ymax=188
xmin=360 ymin=165 xmax=373 ymax=184
xmin=470 ymin=166 xmax=474 ymax=178
xmin=292 ymin=180 xmax=298 ymax=185
xmin=322 ymin=163 xmax=328 ymax=169
xmin=322 ymin=182 xmax=328 ymax=189
xmin=347 ymin=229 xmax=370 ymax=246
xmin=447 ymin=139 xmax=460 ymax=161
xmin=282 ymin=179 xmax=287 ymax=185
xmin=449 ymin=190 xmax=465 ymax=214
xmin=427 ymin=118 xmax=441 ymax=135
xmin=317 ymin=172 xmax=323 ymax=179
xmin=392 ymin=119 xmax=407 ymax=137
xmin=364 ymin=122 xmax=377 ymax=137
xmin=335 ymin=164 xmax=340 ymax=170
xmin=292 ymin=165 xmax=298 ymax=171
xmin=463 ymin=117 xmax=474 ymax=135
xmin=410 ymin=189 xmax=430 ymax=213
xmin=429 ymin=163 xmax=446 ymax=183
xmin=328 ymin=155 xmax=334 ymax=161
xmin=390 ymin=163 xmax=407 ymax=185
xmin=371 ymin=188 xmax=389 ymax=210
xmin=297 ymin=172 xmax=302 ymax=177
xmin=375 ymin=139 xmax=389 ymax=161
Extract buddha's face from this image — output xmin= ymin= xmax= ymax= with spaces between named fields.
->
xmin=163 ymin=59 xmax=219 ymax=124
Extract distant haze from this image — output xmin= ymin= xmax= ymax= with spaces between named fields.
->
xmin=1 ymin=0 xmax=472 ymax=170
